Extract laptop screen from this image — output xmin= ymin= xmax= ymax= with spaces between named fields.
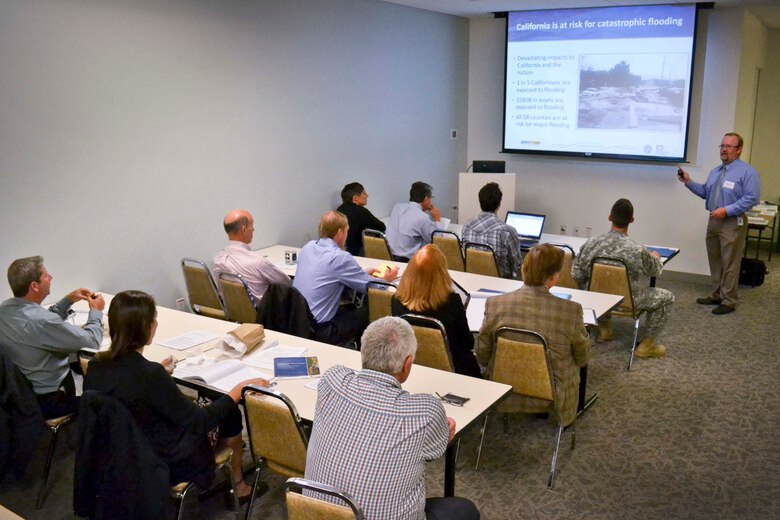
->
xmin=505 ymin=211 xmax=545 ymax=239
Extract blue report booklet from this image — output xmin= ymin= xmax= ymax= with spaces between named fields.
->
xmin=645 ymin=246 xmax=678 ymax=260
xmin=273 ymin=356 xmax=321 ymax=379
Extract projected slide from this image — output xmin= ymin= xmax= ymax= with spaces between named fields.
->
xmin=503 ymin=4 xmax=697 ymax=162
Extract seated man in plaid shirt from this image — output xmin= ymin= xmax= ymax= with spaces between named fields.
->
xmin=304 ymin=317 xmax=480 ymax=520
xmin=462 ymin=182 xmax=524 ymax=279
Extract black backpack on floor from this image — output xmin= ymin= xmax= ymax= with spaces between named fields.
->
xmin=739 ymin=257 xmax=767 ymax=287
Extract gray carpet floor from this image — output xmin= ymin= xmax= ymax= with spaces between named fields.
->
xmin=3 ymin=255 xmax=779 ymax=519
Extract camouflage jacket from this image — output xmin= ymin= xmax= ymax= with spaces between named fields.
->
xmin=571 ymin=230 xmax=663 ymax=299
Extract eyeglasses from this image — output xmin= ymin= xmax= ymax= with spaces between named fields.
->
xmin=718 ymin=144 xmax=739 ymax=149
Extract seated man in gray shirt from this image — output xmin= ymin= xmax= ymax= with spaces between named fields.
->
xmin=0 ymin=256 xmax=104 ymax=418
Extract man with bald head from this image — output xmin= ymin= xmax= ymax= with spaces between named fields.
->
xmin=293 ymin=211 xmax=399 ymax=345
xmin=213 ymin=209 xmax=291 ymax=302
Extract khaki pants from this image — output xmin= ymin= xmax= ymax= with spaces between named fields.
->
xmin=705 ymin=216 xmax=748 ymax=307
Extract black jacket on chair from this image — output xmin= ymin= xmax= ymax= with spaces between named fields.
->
xmin=0 ymin=350 xmax=45 ymax=479
xmin=256 ymin=283 xmax=316 ymax=339
xmin=74 ymin=390 xmax=170 ymax=520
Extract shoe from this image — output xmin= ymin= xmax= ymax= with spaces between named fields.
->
xmin=598 ymin=321 xmax=613 ymax=342
xmin=634 ymin=337 xmax=666 ymax=359
xmin=237 ymin=480 xmax=269 ymax=506
xmin=696 ymin=297 xmax=722 ymax=305
xmin=712 ymin=304 xmax=735 ymax=315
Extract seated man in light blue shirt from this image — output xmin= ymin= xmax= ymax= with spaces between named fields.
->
xmin=293 ymin=211 xmax=399 ymax=346
xmin=0 ymin=256 xmax=104 ymax=418
xmin=386 ymin=181 xmax=441 ymax=261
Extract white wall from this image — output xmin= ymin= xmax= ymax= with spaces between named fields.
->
xmin=752 ymin=29 xmax=780 ymax=209
xmin=735 ymin=10 xmax=769 ymax=162
xmin=466 ymin=7 xmax=773 ymax=277
xmin=0 ymin=0 xmax=469 ymax=305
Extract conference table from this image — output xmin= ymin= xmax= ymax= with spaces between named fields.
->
xmin=256 ymin=244 xmax=623 ymax=322
xmin=72 ymin=295 xmax=511 ymax=497
xmin=256 ymin=244 xmax=624 ymax=415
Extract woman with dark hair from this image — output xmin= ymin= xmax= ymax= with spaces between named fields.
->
xmin=391 ymin=244 xmax=481 ymax=377
xmin=84 ymin=290 xmax=267 ymax=500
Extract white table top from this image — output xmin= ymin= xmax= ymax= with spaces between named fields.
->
xmin=255 ymin=244 xmax=623 ymax=322
xmin=74 ymin=294 xmax=511 ymax=435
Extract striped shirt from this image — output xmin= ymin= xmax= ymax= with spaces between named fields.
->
xmin=305 ymin=365 xmax=450 ymax=519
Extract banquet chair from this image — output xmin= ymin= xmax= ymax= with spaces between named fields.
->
xmin=475 ymin=327 xmax=575 ymax=489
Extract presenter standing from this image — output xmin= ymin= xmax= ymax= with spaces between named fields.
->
xmin=678 ymin=132 xmax=760 ymax=315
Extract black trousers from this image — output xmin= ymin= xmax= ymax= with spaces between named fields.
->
xmin=36 ymin=370 xmax=78 ymax=419
xmin=314 ymin=305 xmax=369 ymax=346
xmin=425 ymin=497 xmax=480 ymax=520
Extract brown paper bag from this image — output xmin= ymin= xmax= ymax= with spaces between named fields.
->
xmin=228 ymin=323 xmax=265 ymax=356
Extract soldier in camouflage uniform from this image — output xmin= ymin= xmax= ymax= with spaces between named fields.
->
xmin=571 ymin=199 xmax=674 ymax=359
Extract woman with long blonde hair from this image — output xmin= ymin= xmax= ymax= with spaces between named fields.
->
xmin=391 ymin=245 xmax=481 ymax=377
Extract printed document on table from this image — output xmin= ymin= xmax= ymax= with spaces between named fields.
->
xmin=174 ymin=359 xmax=271 ymax=393
xmin=158 ymin=331 xmax=220 ymax=351
xmin=242 ymin=343 xmax=307 ymax=371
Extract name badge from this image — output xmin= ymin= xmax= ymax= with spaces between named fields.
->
xmin=737 ymin=216 xmax=744 ymax=226
xmin=723 ymin=180 xmax=735 ymax=190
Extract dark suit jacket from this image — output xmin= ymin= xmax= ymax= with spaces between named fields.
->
xmin=477 ymin=285 xmax=591 ymax=426
xmin=337 ymin=201 xmax=386 ymax=256
xmin=0 ymin=351 xmax=45 ymax=479
xmin=256 ymin=283 xmax=316 ymax=339
xmin=84 ymin=351 xmax=235 ymax=486
xmin=74 ymin=390 xmax=170 ymax=519
xmin=392 ymin=293 xmax=481 ymax=378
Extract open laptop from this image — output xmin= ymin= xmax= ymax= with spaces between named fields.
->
xmin=505 ymin=211 xmax=546 ymax=247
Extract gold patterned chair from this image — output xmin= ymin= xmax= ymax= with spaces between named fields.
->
xmin=544 ymin=243 xmax=577 ymax=289
xmin=181 ymin=258 xmax=226 ymax=320
xmin=588 ymin=256 xmax=646 ymax=371
xmin=475 ymin=327 xmax=575 ymax=489
xmin=217 ymin=271 xmax=258 ymax=323
xmin=432 ymin=230 xmax=465 ymax=271
xmin=367 ymin=281 xmax=397 ymax=323
xmin=242 ymin=385 xmax=309 ymax=519
xmin=464 ymin=242 xmax=500 ymax=278
xmin=285 ymin=477 xmax=364 ymax=520
xmin=400 ymin=314 xmax=454 ymax=373
xmin=362 ymin=229 xmax=393 ymax=261
xmin=36 ymin=413 xmax=75 ymax=509
xmin=170 ymin=446 xmax=239 ymax=520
